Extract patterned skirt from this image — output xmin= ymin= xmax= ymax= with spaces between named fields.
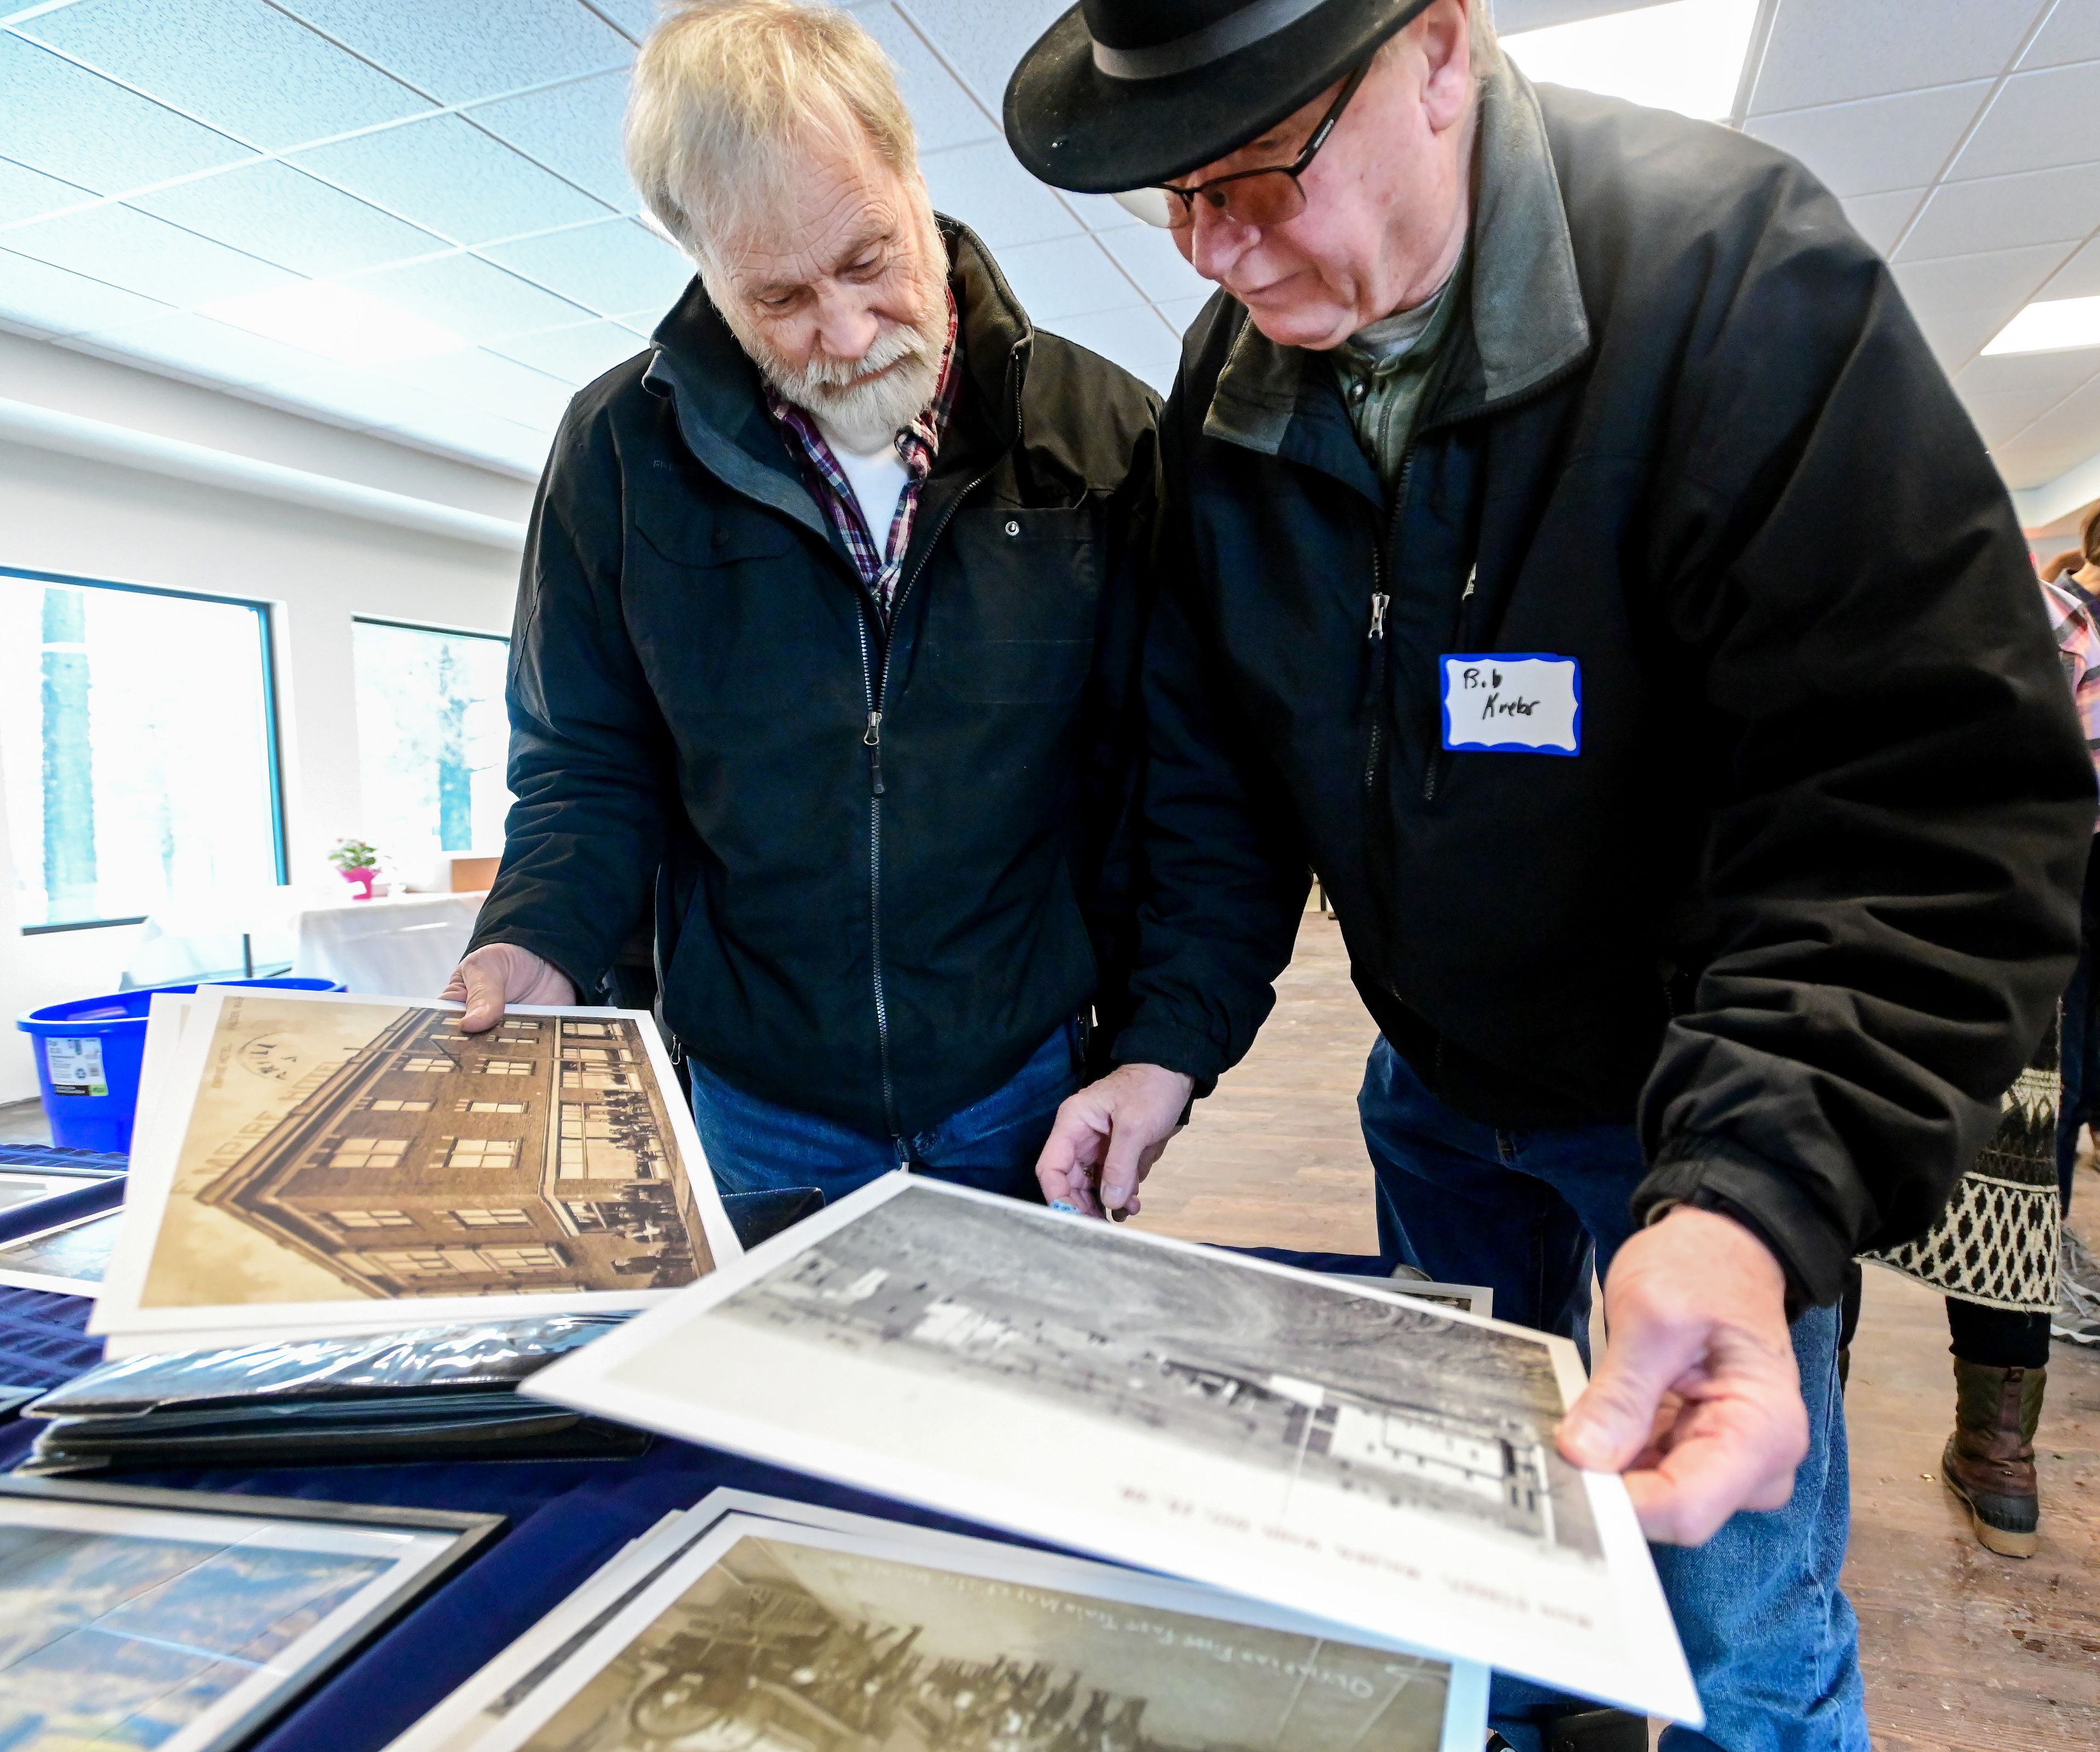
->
xmin=1861 ymin=1031 xmax=2062 ymax=1313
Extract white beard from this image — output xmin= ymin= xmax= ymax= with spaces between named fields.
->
xmin=768 ymin=316 xmax=943 ymax=453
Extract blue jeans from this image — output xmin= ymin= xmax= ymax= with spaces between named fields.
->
xmin=1359 ymin=1038 xmax=1868 ymax=1752
xmin=689 ymin=1023 xmax=1080 ymax=1208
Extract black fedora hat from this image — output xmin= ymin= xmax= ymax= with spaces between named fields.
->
xmin=1005 ymin=0 xmax=1437 ymax=194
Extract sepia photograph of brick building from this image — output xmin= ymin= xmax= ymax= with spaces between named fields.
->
xmin=190 ymin=1005 xmax=714 ymax=1299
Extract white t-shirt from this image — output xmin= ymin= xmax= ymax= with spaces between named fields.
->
xmin=819 ymin=421 xmax=911 ymax=537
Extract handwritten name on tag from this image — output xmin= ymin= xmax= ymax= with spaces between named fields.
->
xmin=1440 ymin=655 xmax=1582 ymax=756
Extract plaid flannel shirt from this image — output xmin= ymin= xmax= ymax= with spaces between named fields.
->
xmin=2041 ymin=572 xmax=2100 ymax=798
xmin=765 ymin=293 xmax=961 ymax=617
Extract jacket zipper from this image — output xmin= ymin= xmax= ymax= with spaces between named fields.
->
xmin=1362 ymin=451 xmax=1411 ymax=802
xmin=853 ymin=378 xmax=1019 ymax=1153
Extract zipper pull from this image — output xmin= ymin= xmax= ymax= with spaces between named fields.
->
xmin=1368 ymin=591 xmax=1390 ymax=640
xmin=1462 ymin=564 xmax=1477 ymax=601
xmin=864 ymin=709 xmax=885 ymax=796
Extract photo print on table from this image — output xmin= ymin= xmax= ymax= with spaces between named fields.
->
xmin=524 ymin=1177 xmax=1698 ymax=1724
xmin=93 ymin=988 xmax=738 ymax=1347
xmin=441 ymin=1515 xmax=1480 ymax=1752
xmin=0 ymin=1208 xmax=123 ymax=1294
xmin=0 ymin=1477 xmax=497 ymax=1752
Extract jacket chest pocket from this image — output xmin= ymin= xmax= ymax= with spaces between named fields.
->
xmin=924 ymin=505 xmax=1101 ymax=706
xmin=629 ymin=493 xmax=856 ymax=716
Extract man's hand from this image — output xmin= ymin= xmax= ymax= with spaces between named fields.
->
xmin=1557 ymin=1204 xmax=1806 ymax=1544
xmin=1036 ymin=1064 xmax=1195 ymax=1218
xmin=441 ymin=944 xmax=578 ymax=1033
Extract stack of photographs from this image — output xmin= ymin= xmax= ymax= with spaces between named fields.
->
xmin=385 ymin=1489 xmax=1490 ymax=1752
xmin=90 ymin=986 xmax=740 ymax=1360
xmin=522 ymin=1176 xmax=1702 ymax=1726
xmin=0 ymin=1474 xmax=498 ymax=1752
xmin=0 ymin=1163 xmax=126 ymax=1298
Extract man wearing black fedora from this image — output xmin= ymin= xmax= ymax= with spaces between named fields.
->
xmin=1012 ymin=2 xmax=2093 ymax=1748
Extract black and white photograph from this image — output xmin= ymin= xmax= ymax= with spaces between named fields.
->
xmin=524 ymin=1178 xmax=1696 ymax=1722
xmin=0 ymin=1167 xmax=116 ymax=1219
xmin=449 ymin=1515 xmax=1481 ymax=1752
xmin=94 ymin=986 xmax=739 ymax=1346
xmin=386 ymin=1493 xmax=1490 ymax=1752
xmin=0 ymin=1208 xmax=123 ymax=1295
xmin=0 ymin=1479 xmax=498 ymax=1752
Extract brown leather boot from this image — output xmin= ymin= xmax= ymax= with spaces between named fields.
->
xmin=1941 ymin=1359 xmax=2045 ymax=1557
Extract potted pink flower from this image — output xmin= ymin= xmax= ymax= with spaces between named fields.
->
xmin=329 ymin=838 xmax=383 ymax=901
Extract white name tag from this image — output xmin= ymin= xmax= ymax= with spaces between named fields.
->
xmin=1440 ymin=654 xmax=1582 ymax=755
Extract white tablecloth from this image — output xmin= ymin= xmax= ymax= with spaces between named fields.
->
xmin=125 ymin=888 xmax=485 ymax=997
xmin=293 ymin=892 xmax=486 ymax=996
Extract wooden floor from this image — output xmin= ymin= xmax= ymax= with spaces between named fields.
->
xmin=1136 ymin=913 xmax=2100 ymax=1750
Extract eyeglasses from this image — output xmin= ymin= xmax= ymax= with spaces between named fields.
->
xmin=1112 ymin=59 xmax=1372 ymax=232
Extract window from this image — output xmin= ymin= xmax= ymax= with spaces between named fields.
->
xmin=363 ymin=1249 xmax=466 ymax=1276
xmin=326 ymin=1138 xmax=408 ymax=1170
xmin=402 ymin=1058 xmax=454 ymax=1074
xmin=562 ymin=1022 xmax=609 ymax=1038
xmin=331 ymin=1208 xmax=414 ymax=1230
xmin=448 ymin=1207 xmax=531 ymax=1228
xmin=480 ymin=1060 xmax=533 ymax=1077
xmin=364 ymin=1099 xmax=432 ymax=1113
xmin=457 ymin=1100 xmax=526 ymax=1114
xmin=352 ymin=618 xmax=511 ymax=867
xmin=445 ymin=1138 xmax=518 ymax=1170
xmin=479 ymin=1245 xmax=565 ymax=1271
xmin=0 ymin=569 xmax=283 ymax=932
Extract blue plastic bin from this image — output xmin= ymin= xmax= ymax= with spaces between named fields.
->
xmin=17 ymin=977 xmax=345 ymax=1154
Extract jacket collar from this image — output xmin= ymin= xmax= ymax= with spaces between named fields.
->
xmin=641 ymin=218 xmax=1032 ymax=537
xmin=1203 ymin=55 xmax=1591 ymax=459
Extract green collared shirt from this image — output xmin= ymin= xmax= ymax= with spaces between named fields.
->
xmin=1329 ymin=252 xmax=1469 ymax=495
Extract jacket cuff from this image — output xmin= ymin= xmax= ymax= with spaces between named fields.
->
xmin=462 ymin=926 xmax=600 ymax=1007
xmin=1108 ymin=1020 xmax=1224 ymax=1101
xmin=1633 ymin=1136 xmax=1854 ymax=1314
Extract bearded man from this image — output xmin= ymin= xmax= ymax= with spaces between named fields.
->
xmin=444 ymin=0 xmax=1157 ymax=1205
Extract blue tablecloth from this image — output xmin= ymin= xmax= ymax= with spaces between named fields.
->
xmin=0 ymin=1249 xmax=1386 ymax=1752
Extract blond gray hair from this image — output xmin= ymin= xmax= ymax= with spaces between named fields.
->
xmin=625 ymin=0 xmax=919 ymax=266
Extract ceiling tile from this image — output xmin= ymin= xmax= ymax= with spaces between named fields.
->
xmin=924 ymin=140 xmax=1078 ymax=250
xmin=127 ymin=160 xmax=446 ymax=277
xmin=877 ymin=0 xmax=1065 ymax=116
xmin=277 ymin=0 xmax=632 ymax=104
xmin=237 ymin=351 xmax=438 ymax=429
xmin=1914 ymin=303 xmax=2012 ymax=375
xmin=340 ymin=251 xmax=593 ymax=342
xmin=465 ymin=70 xmax=636 ymax=209
xmin=2040 ymin=236 xmax=2100 ymax=301
xmin=1745 ymin=81 xmax=1990 ymax=198
xmin=1097 ymin=225 xmax=1212 ymax=304
xmin=379 ymin=345 xmax=574 ymax=429
xmin=1748 ymin=0 xmax=2038 ymax=114
xmin=1962 ymin=381 xmax=2067 ymax=451
xmin=1841 ymin=188 xmax=1926 ymax=256
xmin=1060 ymin=191 xmax=1142 ymax=234
xmin=0 ymin=33 xmax=248 ymax=193
xmin=2020 ymin=0 xmax=2100 ymax=69
xmin=488 ymin=318 xmax=647 ymax=384
xmin=1892 ymin=242 xmax=2073 ymax=322
xmin=0 ymin=153 xmax=93 ymax=225
xmin=375 ymin=404 xmax=553 ymax=475
xmin=1052 ymin=303 xmax=1180 ymax=394
xmin=1992 ymin=376 xmax=2100 ymax=487
xmin=0 ymin=246 xmax=172 ymax=334
xmin=476 ymin=217 xmax=692 ymax=319
xmin=850 ymin=4 xmax=1000 ymax=155
xmin=994 ymin=236 xmax=1144 ymax=325
xmin=66 ymin=307 xmax=335 ymax=386
xmin=1948 ymin=60 xmax=2100 ymax=183
xmin=1959 ymin=351 xmax=2100 ymax=405
xmin=580 ymin=0 xmax=654 ymax=37
xmin=288 ymin=113 xmax=611 ymax=244
xmin=1896 ymin=161 xmax=2100 ymax=261
xmin=2 ymin=202 xmax=297 ymax=304
xmin=1156 ymin=293 xmax=1214 ymax=333
xmin=22 ymin=0 xmax=429 ymax=151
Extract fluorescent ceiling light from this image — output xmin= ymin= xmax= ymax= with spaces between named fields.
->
xmin=1985 ymin=296 xmax=2100 ymax=358
xmin=1500 ymin=0 xmax=1760 ymax=123
xmin=200 ymin=281 xmax=469 ymax=366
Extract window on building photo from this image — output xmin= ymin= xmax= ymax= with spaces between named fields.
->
xmin=0 ymin=568 xmax=284 ymax=932
xmin=480 ymin=1060 xmax=534 ymax=1076
xmin=448 ymin=1207 xmax=530 ymax=1228
xmin=458 ymin=1100 xmax=527 ymax=1114
xmin=352 ymin=618 xmax=512 ymax=869
xmin=402 ymin=1058 xmax=455 ymax=1074
xmin=331 ymin=1208 xmax=414 ymax=1230
xmin=328 ymin=1138 xmax=408 ymax=1169
xmin=365 ymin=1099 xmax=433 ymax=1113
xmin=479 ymin=1245 xmax=564 ymax=1271
xmin=445 ymin=1137 xmax=519 ymax=1170
xmin=364 ymin=1249 xmax=465 ymax=1276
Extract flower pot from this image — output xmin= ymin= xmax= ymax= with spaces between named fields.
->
xmin=339 ymin=866 xmax=377 ymax=901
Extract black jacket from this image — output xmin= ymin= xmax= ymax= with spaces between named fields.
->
xmin=471 ymin=223 xmax=1160 ymax=1139
xmin=1115 ymin=67 xmax=2096 ymax=1305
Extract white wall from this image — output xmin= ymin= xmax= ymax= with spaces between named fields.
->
xmin=0 ymin=331 xmax=536 ymax=1103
